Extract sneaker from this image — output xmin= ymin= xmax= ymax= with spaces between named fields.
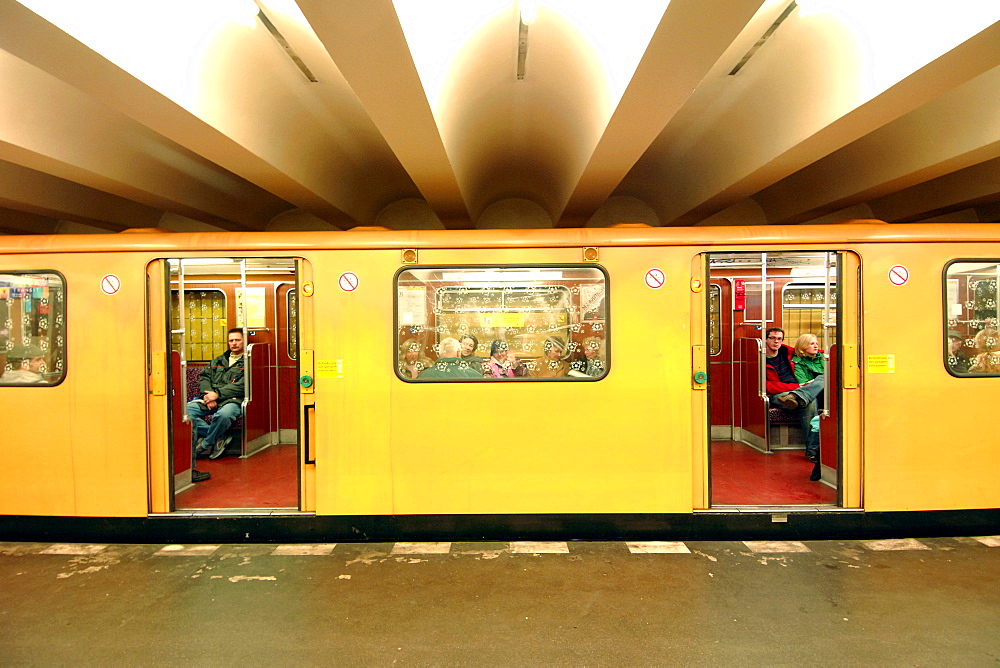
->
xmin=192 ymin=470 xmax=211 ymax=482
xmin=194 ymin=438 xmax=206 ymax=454
xmin=209 ymin=434 xmax=232 ymax=460
xmin=777 ymin=392 xmax=800 ymax=410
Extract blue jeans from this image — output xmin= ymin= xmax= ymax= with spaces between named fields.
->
xmin=770 ymin=375 xmax=824 ymax=460
xmin=186 ymin=400 xmax=241 ymax=456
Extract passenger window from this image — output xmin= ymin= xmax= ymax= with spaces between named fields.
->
xmin=171 ymin=289 xmax=226 ymax=362
xmin=0 ymin=272 xmax=66 ymax=386
xmin=395 ymin=266 xmax=608 ymax=381
xmin=781 ymin=283 xmax=838 ymax=343
xmin=945 ymin=261 xmax=1000 ymax=376
xmin=708 ymin=284 xmax=721 ymax=355
xmin=286 ymin=288 xmax=298 ymax=360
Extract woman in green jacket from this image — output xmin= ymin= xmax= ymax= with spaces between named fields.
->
xmin=792 ymin=333 xmax=824 ymax=383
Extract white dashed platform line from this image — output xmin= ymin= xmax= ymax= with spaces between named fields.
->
xmin=861 ymin=538 xmax=930 ymax=551
xmin=626 ymin=541 xmax=691 ymax=554
xmin=972 ymin=535 xmax=1000 ymax=547
xmin=743 ymin=541 xmax=811 ymax=553
xmin=154 ymin=544 xmax=221 ymax=556
xmin=509 ymin=541 xmax=569 ymax=554
xmin=391 ymin=542 xmax=452 ymax=555
xmin=272 ymin=544 xmax=337 ymax=556
xmin=39 ymin=544 xmax=108 ymax=555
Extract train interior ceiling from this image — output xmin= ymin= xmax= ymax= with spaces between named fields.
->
xmin=707 ymin=251 xmax=840 ymax=507
xmin=166 ymin=257 xmax=300 ymax=511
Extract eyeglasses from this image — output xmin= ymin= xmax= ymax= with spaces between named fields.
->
xmin=766 ymin=336 xmax=784 ymax=341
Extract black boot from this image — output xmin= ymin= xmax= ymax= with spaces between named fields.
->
xmin=809 ymin=461 xmax=821 ymax=482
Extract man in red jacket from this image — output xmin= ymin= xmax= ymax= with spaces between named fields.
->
xmin=764 ymin=327 xmax=823 ymax=466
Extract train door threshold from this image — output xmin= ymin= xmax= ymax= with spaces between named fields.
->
xmin=696 ymin=506 xmax=862 ymax=514
xmin=149 ymin=510 xmax=316 ymax=518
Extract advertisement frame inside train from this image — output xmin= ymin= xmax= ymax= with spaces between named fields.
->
xmin=702 ymin=250 xmax=862 ymax=509
xmin=145 ymin=256 xmax=313 ymax=514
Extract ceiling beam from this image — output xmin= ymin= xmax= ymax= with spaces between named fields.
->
xmin=0 ymin=0 xmax=358 ymax=227
xmin=0 ymin=160 xmax=162 ymax=231
xmin=555 ymin=0 xmax=767 ymax=227
xmin=753 ymin=65 xmax=1000 ymax=224
xmin=297 ymin=0 xmax=471 ymax=229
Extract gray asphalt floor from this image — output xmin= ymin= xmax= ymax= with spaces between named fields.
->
xmin=1 ymin=536 xmax=998 ymax=665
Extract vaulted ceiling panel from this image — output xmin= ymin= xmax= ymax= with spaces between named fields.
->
xmin=0 ymin=0 xmax=997 ymax=234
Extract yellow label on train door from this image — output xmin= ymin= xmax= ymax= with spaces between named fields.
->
xmin=866 ymin=354 xmax=895 ymax=373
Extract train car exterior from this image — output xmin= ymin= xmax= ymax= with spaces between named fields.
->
xmin=0 ymin=223 xmax=998 ymax=542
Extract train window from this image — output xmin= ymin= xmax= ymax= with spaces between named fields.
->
xmin=287 ymin=288 xmax=298 ymax=360
xmin=708 ymin=284 xmax=721 ymax=355
xmin=781 ymin=284 xmax=838 ymax=344
xmin=945 ymin=261 xmax=1000 ymax=376
xmin=171 ymin=289 xmax=227 ymax=362
xmin=0 ymin=272 xmax=66 ymax=386
xmin=395 ymin=266 xmax=608 ymax=381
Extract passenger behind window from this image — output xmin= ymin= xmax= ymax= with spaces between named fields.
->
xmin=570 ymin=336 xmax=605 ymax=377
xmin=969 ymin=328 xmax=1000 ymax=373
xmin=459 ymin=334 xmax=485 ymax=374
xmin=529 ymin=336 xmax=570 ymax=378
xmin=947 ymin=330 xmax=971 ymax=373
xmin=791 ymin=333 xmax=824 ymax=383
xmin=484 ymin=340 xmax=526 ymax=378
xmin=418 ymin=337 xmax=482 ymax=379
xmin=0 ymin=344 xmax=46 ymax=384
xmin=398 ymin=338 xmax=433 ymax=379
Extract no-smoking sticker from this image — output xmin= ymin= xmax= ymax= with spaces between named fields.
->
xmin=645 ymin=268 xmax=665 ymax=289
xmin=888 ymin=265 xmax=909 ymax=286
xmin=338 ymin=272 xmax=359 ymax=292
xmin=101 ymin=274 xmax=121 ymax=295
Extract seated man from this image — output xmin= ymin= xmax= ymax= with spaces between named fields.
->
xmin=764 ymin=327 xmax=823 ymax=465
xmin=418 ymin=337 xmax=483 ymax=379
xmin=186 ymin=328 xmax=246 ymax=482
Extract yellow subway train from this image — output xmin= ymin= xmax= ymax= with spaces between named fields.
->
xmin=0 ymin=222 xmax=997 ymax=542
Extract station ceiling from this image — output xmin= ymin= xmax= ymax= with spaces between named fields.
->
xmin=1 ymin=0 xmax=998 ymax=234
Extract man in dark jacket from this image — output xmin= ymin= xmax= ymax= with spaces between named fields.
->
xmin=764 ymin=327 xmax=824 ymax=467
xmin=186 ymin=328 xmax=246 ymax=481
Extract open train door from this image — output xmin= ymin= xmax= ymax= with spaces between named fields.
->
xmin=146 ymin=257 xmax=312 ymax=513
xmin=696 ymin=250 xmax=861 ymax=509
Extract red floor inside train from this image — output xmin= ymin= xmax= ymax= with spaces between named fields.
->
xmin=710 ymin=440 xmax=837 ymax=506
xmin=176 ymin=440 xmax=834 ymax=510
xmin=175 ymin=444 xmax=298 ymax=510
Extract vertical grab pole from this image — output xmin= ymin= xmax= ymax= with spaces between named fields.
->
xmin=173 ymin=259 xmax=188 ymax=422
xmin=759 ymin=253 xmax=769 ymax=400
xmin=821 ymin=252 xmax=833 ymax=417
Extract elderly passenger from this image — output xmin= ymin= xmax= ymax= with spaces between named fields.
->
xmin=418 ymin=337 xmax=483 ymax=379
xmin=570 ymin=336 xmax=605 ymax=377
xmin=529 ymin=336 xmax=571 ymax=378
xmin=484 ymin=340 xmax=526 ymax=378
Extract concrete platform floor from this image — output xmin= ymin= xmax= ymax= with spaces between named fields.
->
xmin=2 ymin=536 xmax=999 ymax=665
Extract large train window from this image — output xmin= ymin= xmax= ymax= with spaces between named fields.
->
xmin=782 ymin=284 xmax=838 ymax=343
xmin=395 ymin=266 xmax=608 ymax=381
xmin=0 ymin=272 xmax=66 ymax=386
xmin=170 ymin=289 xmax=227 ymax=362
xmin=945 ymin=260 xmax=1000 ymax=376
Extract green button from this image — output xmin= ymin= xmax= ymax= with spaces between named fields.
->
xmin=299 ymin=375 xmax=313 ymax=388
xmin=693 ymin=371 xmax=707 ymax=384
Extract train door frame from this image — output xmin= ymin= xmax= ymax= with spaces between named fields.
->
xmin=695 ymin=250 xmax=862 ymax=509
xmin=145 ymin=256 xmax=313 ymax=514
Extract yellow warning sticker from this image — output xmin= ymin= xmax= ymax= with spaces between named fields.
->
xmin=317 ymin=359 xmax=342 ymax=378
xmin=866 ymin=354 xmax=895 ymax=373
